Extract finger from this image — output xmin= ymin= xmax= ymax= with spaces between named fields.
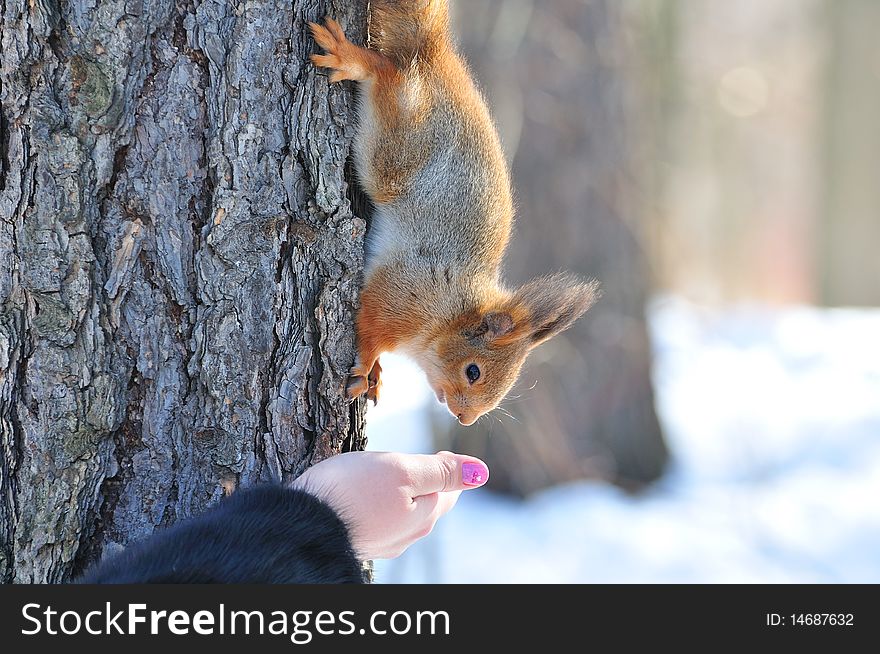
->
xmin=410 ymin=487 xmax=461 ymax=526
xmin=436 ymin=489 xmax=462 ymax=516
xmin=411 ymin=491 xmax=441 ymax=520
xmin=405 ymin=452 xmax=489 ymax=496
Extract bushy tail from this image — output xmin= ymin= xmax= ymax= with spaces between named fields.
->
xmin=369 ymin=0 xmax=450 ymax=69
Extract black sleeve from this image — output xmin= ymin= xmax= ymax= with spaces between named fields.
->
xmin=77 ymin=485 xmax=366 ymax=584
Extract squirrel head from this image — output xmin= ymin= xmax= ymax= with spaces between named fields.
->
xmin=422 ymin=273 xmax=599 ymax=425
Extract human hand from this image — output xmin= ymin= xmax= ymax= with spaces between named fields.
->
xmin=291 ymin=451 xmax=489 ymax=560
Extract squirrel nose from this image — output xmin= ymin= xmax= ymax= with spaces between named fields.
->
xmin=457 ymin=412 xmax=478 ymax=426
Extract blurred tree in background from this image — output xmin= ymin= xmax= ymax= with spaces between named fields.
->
xmin=442 ymin=0 xmax=668 ymax=495
xmin=821 ymin=0 xmax=880 ymax=306
xmin=636 ymin=0 xmax=878 ymax=307
xmin=645 ymin=0 xmax=822 ymax=305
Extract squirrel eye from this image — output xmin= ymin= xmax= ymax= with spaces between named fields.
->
xmin=465 ymin=364 xmax=481 ymax=384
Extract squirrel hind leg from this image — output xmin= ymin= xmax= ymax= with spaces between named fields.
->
xmin=309 ymin=18 xmax=391 ymax=83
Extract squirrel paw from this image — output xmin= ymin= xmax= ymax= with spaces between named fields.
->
xmin=346 ymin=374 xmax=369 ymax=400
xmin=346 ymin=359 xmax=382 ymax=405
xmin=309 ymin=18 xmax=372 ymax=83
xmin=365 ymin=360 xmax=382 ymax=405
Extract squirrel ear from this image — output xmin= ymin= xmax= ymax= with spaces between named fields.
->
xmin=465 ymin=311 xmax=515 ymax=343
xmin=513 ymin=273 xmax=600 ymax=347
xmin=482 ymin=311 xmax=515 ymax=341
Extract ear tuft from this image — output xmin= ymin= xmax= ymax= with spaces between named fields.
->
xmin=513 ymin=273 xmax=600 ymax=346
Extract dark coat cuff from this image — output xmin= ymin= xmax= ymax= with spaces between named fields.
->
xmin=78 ymin=485 xmax=365 ymax=584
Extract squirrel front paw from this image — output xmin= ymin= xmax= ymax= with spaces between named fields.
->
xmin=346 ymin=359 xmax=382 ymax=405
xmin=365 ymin=359 xmax=382 ymax=405
xmin=346 ymin=374 xmax=369 ymax=399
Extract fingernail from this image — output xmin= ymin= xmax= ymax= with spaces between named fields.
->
xmin=462 ymin=462 xmax=489 ymax=486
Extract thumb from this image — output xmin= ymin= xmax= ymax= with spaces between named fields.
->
xmin=409 ymin=451 xmax=490 ymax=497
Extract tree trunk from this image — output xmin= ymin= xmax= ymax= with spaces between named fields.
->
xmin=0 ymin=0 xmax=367 ymax=583
xmin=444 ymin=0 xmax=668 ymax=495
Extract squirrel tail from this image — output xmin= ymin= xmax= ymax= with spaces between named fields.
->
xmin=369 ymin=0 xmax=451 ymax=69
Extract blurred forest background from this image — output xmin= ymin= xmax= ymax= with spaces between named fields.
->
xmin=426 ymin=0 xmax=880 ymax=497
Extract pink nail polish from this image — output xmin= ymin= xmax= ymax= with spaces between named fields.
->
xmin=462 ymin=462 xmax=489 ymax=486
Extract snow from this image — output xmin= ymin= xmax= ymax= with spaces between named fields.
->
xmin=366 ymin=298 xmax=880 ymax=583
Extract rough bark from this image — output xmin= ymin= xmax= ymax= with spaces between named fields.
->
xmin=0 ymin=0 xmax=367 ymax=583
xmin=444 ymin=0 xmax=668 ymax=495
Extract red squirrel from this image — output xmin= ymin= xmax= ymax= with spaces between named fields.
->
xmin=310 ymin=1 xmax=598 ymax=425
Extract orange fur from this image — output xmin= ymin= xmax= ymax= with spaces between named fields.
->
xmin=369 ymin=0 xmax=451 ymax=69
xmin=347 ymin=267 xmax=425 ymax=404
xmin=310 ymin=5 xmax=598 ymax=422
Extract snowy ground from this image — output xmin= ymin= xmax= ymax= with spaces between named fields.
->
xmin=366 ymin=297 xmax=880 ymax=583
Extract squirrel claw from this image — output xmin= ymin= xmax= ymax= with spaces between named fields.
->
xmin=366 ymin=360 xmax=382 ymax=405
xmin=366 ymin=385 xmax=379 ymax=406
